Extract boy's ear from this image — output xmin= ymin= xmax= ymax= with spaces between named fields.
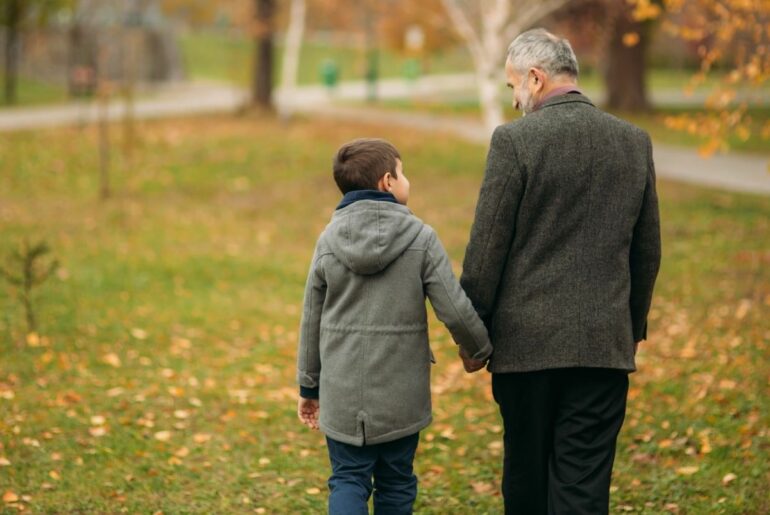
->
xmin=377 ymin=173 xmax=392 ymax=193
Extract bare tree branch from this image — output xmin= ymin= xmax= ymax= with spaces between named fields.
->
xmin=440 ymin=0 xmax=484 ymax=64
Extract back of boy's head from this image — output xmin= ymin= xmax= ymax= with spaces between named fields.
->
xmin=333 ymin=138 xmax=401 ymax=194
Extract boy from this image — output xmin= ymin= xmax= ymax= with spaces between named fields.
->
xmin=296 ymin=138 xmax=492 ymax=514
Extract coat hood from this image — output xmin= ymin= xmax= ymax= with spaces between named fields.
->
xmin=324 ymin=200 xmax=424 ymax=275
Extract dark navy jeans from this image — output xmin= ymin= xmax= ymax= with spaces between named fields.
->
xmin=326 ymin=432 xmax=419 ymax=515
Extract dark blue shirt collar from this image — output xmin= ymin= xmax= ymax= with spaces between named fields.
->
xmin=336 ymin=190 xmax=398 ymax=210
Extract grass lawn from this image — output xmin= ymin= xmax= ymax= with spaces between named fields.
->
xmin=1 ymin=115 xmax=768 ymax=513
xmin=179 ymin=31 xmax=472 ymax=87
xmin=0 ymin=75 xmax=68 ymax=108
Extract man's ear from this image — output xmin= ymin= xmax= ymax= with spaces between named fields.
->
xmin=530 ymin=68 xmax=546 ymax=93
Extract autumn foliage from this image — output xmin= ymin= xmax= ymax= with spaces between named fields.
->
xmin=631 ymin=0 xmax=770 ymax=154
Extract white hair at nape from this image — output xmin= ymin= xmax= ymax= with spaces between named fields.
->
xmin=506 ymin=28 xmax=579 ymax=79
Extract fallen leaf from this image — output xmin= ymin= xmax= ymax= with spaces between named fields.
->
xmin=305 ymin=487 xmax=321 ymax=495
xmin=3 ymin=491 xmax=19 ymax=503
xmin=471 ymin=481 xmax=495 ymax=494
xmin=193 ymin=433 xmax=211 ymax=444
xmin=89 ymin=427 xmax=107 ymax=437
xmin=91 ymin=415 xmax=106 ymax=426
xmin=0 ymin=458 xmax=10 ymax=466
xmin=676 ymin=466 xmax=699 ymax=476
xmin=130 ymin=328 xmax=148 ymax=340
xmin=49 ymin=470 xmax=61 ymax=481
xmin=173 ymin=410 xmax=190 ymax=419
xmin=722 ymin=472 xmax=737 ymax=486
xmin=258 ymin=457 xmax=270 ymax=466
xmin=102 ymin=353 xmax=122 ymax=368
xmin=154 ymin=431 xmax=172 ymax=442
xmin=107 ymin=387 xmax=125 ymax=397
xmin=719 ymin=379 xmax=736 ymax=390
xmin=174 ymin=447 xmax=190 ymax=458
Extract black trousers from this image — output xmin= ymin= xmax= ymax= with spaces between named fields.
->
xmin=492 ymin=367 xmax=629 ymax=515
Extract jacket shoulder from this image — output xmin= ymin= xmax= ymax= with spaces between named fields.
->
xmin=407 ymin=222 xmax=435 ymax=251
xmin=596 ymin=110 xmax=651 ymax=142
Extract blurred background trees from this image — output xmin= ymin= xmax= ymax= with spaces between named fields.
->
xmin=1 ymin=0 xmax=768 ymax=151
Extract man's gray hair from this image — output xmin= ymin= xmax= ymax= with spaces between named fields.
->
xmin=506 ymin=28 xmax=579 ymax=79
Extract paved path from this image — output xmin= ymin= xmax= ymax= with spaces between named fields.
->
xmin=2 ymin=75 xmax=768 ymax=195
xmin=292 ymin=102 xmax=770 ymax=196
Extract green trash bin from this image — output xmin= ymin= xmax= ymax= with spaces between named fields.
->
xmin=403 ymin=59 xmax=421 ymax=82
xmin=320 ymin=59 xmax=339 ymax=90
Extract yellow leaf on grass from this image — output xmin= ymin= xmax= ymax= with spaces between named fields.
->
xmin=89 ymin=426 xmax=107 ymax=437
xmin=0 ymin=458 xmax=10 ymax=466
xmin=3 ymin=491 xmax=19 ymax=503
xmin=471 ymin=481 xmax=495 ymax=494
xmin=193 ymin=433 xmax=211 ymax=444
xmin=102 ymin=353 xmax=122 ymax=368
xmin=174 ymin=447 xmax=190 ymax=458
xmin=722 ymin=472 xmax=737 ymax=485
xmin=719 ymin=379 xmax=737 ymax=390
xmin=131 ymin=328 xmax=148 ymax=340
xmin=676 ymin=466 xmax=699 ymax=476
xmin=154 ymin=431 xmax=172 ymax=442
xmin=306 ymin=487 xmax=321 ymax=495
xmin=91 ymin=415 xmax=106 ymax=426
xmin=49 ymin=470 xmax=61 ymax=481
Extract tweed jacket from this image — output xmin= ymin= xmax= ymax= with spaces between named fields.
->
xmin=460 ymin=93 xmax=661 ymax=374
xmin=298 ymin=199 xmax=492 ymax=446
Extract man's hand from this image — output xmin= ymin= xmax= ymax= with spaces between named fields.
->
xmin=459 ymin=347 xmax=487 ymax=373
xmin=297 ymin=397 xmax=320 ymax=430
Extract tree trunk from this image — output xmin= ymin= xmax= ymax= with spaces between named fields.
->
xmin=4 ymin=0 xmax=22 ymax=105
xmin=478 ymin=63 xmax=504 ymax=131
xmin=252 ymin=0 xmax=275 ymax=109
xmin=604 ymin=6 xmax=650 ymax=112
xmin=280 ymin=0 xmax=305 ymax=94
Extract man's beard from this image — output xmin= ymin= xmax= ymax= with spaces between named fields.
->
xmin=518 ymin=85 xmax=536 ymax=116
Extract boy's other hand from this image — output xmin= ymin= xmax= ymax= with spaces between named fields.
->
xmin=298 ymin=397 xmax=320 ymax=430
xmin=459 ymin=347 xmax=487 ymax=373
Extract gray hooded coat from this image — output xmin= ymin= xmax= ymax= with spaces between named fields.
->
xmin=297 ymin=199 xmax=492 ymax=446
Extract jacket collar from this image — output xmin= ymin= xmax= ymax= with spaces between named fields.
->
xmin=336 ymin=189 xmax=398 ymax=210
xmin=538 ymin=92 xmax=594 ymax=111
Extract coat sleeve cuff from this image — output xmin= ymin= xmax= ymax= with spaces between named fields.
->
xmin=299 ymin=385 xmax=319 ymax=399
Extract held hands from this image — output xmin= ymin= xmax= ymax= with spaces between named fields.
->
xmin=459 ymin=347 xmax=487 ymax=374
xmin=297 ymin=397 xmax=320 ymax=430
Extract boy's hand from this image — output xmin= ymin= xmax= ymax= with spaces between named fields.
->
xmin=459 ymin=347 xmax=487 ymax=373
xmin=297 ymin=397 xmax=320 ymax=430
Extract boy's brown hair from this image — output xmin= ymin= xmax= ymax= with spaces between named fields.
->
xmin=333 ymin=138 xmax=401 ymax=194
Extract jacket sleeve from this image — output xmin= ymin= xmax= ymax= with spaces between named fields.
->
xmin=629 ymin=135 xmax=662 ymax=342
xmin=297 ymin=243 xmax=326 ymax=398
xmin=460 ymin=126 xmax=524 ymax=326
xmin=423 ymin=228 xmax=493 ymax=361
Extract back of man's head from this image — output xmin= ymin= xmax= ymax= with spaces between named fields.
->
xmin=333 ymin=138 xmax=401 ymax=194
xmin=507 ymin=28 xmax=579 ymax=79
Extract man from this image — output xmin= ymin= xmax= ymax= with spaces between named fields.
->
xmin=459 ymin=28 xmax=661 ymax=514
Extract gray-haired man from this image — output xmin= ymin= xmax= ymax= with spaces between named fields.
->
xmin=460 ymin=28 xmax=661 ymax=514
